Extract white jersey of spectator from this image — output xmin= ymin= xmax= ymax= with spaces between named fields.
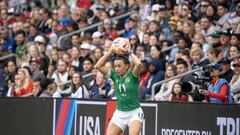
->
xmin=71 ymin=85 xmax=89 ymax=98
xmin=51 ymin=72 xmax=69 ymax=85
xmin=52 ymin=90 xmax=62 ymax=98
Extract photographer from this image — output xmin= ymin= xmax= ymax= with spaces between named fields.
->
xmin=201 ymin=63 xmax=233 ymax=104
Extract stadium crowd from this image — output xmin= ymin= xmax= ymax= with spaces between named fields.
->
xmin=0 ymin=0 xmax=240 ymax=103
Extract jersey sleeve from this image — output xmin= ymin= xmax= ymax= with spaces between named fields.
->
xmin=130 ymin=71 xmax=140 ymax=82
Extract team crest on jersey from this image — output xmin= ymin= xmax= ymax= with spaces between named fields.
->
xmin=125 ymin=77 xmax=130 ymax=83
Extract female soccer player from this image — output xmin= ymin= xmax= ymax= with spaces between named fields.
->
xmin=95 ymin=47 xmax=144 ymax=135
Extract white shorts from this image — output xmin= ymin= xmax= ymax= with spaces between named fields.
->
xmin=110 ymin=107 xmax=144 ymax=132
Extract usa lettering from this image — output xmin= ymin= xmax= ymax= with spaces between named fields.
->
xmin=79 ymin=116 xmax=100 ymax=135
xmin=217 ymin=117 xmax=240 ymax=135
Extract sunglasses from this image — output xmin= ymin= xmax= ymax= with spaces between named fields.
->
xmin=201 ymin=4 xmax=208 ymax=7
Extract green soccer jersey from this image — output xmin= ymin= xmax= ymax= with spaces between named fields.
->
xmin=108 ymin=70 xmax=140 ymax=111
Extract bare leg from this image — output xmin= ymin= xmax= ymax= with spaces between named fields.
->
xmin=107 ymin=122 xmax=123 ymax=135
xmin=129 ymin=120 xmax=142 ymax=135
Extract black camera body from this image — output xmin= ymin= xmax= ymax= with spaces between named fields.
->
xmin=181 ymin=66 xmax=211 ymax=101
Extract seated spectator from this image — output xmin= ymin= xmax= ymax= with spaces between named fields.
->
xmin=229 ymin=45 xmax=240 ymax=69
xmin=206 ymin=47 xmax=218 ymax=64
xmin=176 ymin=58 xmax=196 ymax=82
xmin=169 ymin=82 xmax=193 ymax=102
xmin=32 ymin=78 xmax=42 ymax=97
xmin=230 ymin=60 xmax=240 ymax=103
xmin=13 ymin=68 xmax=33 ymax=97
xmin=90 ymin=71 xmax=111 ymax=99
xmin=219 ymin=57 xmax=234 ymax=83
xmin=142 ymin=57 xmax=165 ymax=99
xmin=155 ymin=64 xmax=179 ymax=101
xmin=190 ymin=47 xmax=210 ymax=70
xmin=39 ymin=78 xmax=59 ymax=98
xmin=70 ymin=72 xmax=89 ymax=98
xmin=81 ymin=57 xmax=95 ymax=91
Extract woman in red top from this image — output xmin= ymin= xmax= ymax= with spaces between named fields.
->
xmin=13 ymin=68 xmax=33 ymax=97
xmin=102 ymin=19 xmax=118 ymax=40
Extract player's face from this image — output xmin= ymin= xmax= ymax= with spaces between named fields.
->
xmin=114 ymin=60 xmax=129 ymax=77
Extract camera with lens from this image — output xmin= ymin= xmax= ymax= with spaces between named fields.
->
xmin=181 ymin=66 xmax=211 ymax=101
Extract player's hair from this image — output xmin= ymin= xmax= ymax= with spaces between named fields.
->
xmin=114 ymin=55 xmax=130 ymax=65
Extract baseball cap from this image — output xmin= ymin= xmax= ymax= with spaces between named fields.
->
xmin=30 ymin=57 xmax=41 ymax=65
xmin=34 ymin=35 xmax=46 ymax=44
xmin=152 ymin=4 xmax=160 ymax=12
xmin=92 ymin=31 xmax=102 ymax=38
xmin=159 ymin=5 xmax=166 ymax=11
xmin=219 ymin=28 xmax=232 ymax=36
xmin=209 ymin=31 xmax=220 ymax=38
xmin=80 ymin=43 xmax=91 ymax=50
xmin=211 ymin=63 xmax=222 ymax=71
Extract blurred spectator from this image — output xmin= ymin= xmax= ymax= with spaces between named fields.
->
xmin=219 ymin=57 xmax=234 ymax=83
xmin=176 ymin=58 xmax=195 ymax=82
xmin=0 ymin=27 xmax=16 ymax=54
xmin=102 ymin=19 xmax=118 ymax=40
xmin=78 ymin=43 xmax=91 ymax=71
xmin=142 ymin=57 xmax=165 ymax=99
xmin=70 ymin=46 xmax=81 ymax=67
xmin=200 ymin=15 xmax=216 ymax=43
xmin=92 ymin=31 xmax=105 ymax=47
xmin=81 ymin=57 xmax=94 ymax=90
xmin=190 ymin=47 xmax=210 ymax=70
xmin=139 ymin=0 xmax=151 ymax=21
xmin=32 ymin=78 xmax=42 ymax=97
xmin=155 ymin=64 xmax=179 ymax=101
xmin=229 ymin=45 xmax=240 ymax=69
xmin=92 ymin=46 xmax=104 ymax=64
xmin=90 ymin=71 xmax=111 ymax=99
xmin=129 ymin=34 xmax=140 ymax=53
xmin=230 ymin=33 xmax=240 ymax=46
xmin=39 ymin=77 xmax=59 ymax=97
xmin=70 ymin=34 xmax=81 ymax=47
xmin=34 ymin=35 xmax=50 ymax=75
xmin=30 ymin=57 xmax=45 ymax=80
xmin=206 ymin=47 xmax=218 ymax=64
xmin=230 ymin=60 xmax=240 ymax=103
xmin=70 ymin=72 xmax=89 ymax=98
xmin=218 ymin=29 xmax=231 ymax=59
xmin=52 ymin=59 xmax=69 ymax=86
xmin=13 ymin=68 xmax=33 ymax=97
xmin=169 ymin=82 xmax=193 ymax=102
xmin=15 ymin=30 xmax=27 ymax=58
xmin=201 ymin=63 xmax=233 ymax=104
xmin=216 ymin=4 xmax=231 ymax=30
xmin=149 ymin=45 xmax=166 ymax=71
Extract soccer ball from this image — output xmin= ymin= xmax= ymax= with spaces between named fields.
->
xmin=111 ymin=37 xmax=131 ymax=54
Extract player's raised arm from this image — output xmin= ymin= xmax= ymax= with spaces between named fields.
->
xmin=95 ymin=48 xmax=113 ymax=76
xmin=130 ymin=52 xmax=142 ymax=77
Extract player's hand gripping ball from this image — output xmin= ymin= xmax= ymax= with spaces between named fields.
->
xmin=111 ymin=37 xmax=131 ymax=55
